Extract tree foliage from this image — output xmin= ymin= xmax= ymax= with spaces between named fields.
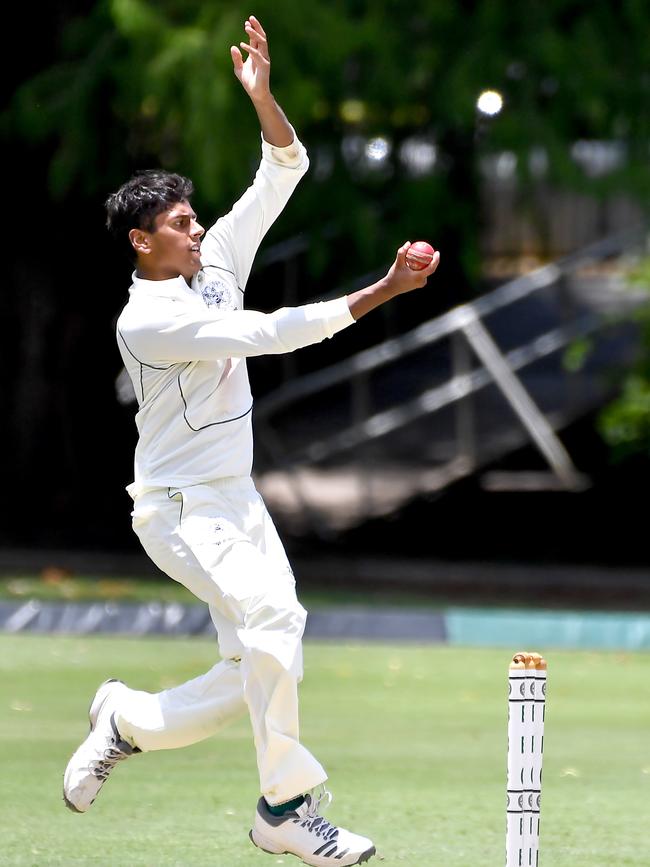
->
xmin=598 ymin=259 xmax=650 ymax=458
xmin=4 ymin=0 xmax=650 ymax=547
xmin=9 ymin=0 xmax=650 ymax=283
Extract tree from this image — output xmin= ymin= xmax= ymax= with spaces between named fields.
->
xmin=10 ymin=0 xmax=650 ymax=285
xmin=4 ymin=0 xmax=650 ymax=548
xmin=597 ymin=259 xmax=650 ymax=458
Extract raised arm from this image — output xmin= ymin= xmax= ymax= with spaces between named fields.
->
xmin=231 ymin=16 xmax=293 ymax=148
xmin=199 ymin=16 xmax=307 ymax=288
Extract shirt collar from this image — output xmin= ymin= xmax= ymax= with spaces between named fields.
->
xmin=129 ymin=271 xmax=201 ymax=298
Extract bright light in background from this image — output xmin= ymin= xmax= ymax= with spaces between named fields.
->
xmin=365 ymin=136 xmax=391 ymax=162
xmin=342 ymin=135 xmax=394 ymax=176
xmin=399 ymin=138 xmax=437 ymax=177
xmin=477 ymin=89 xmax=504 ymax=116
xmin=571 ymin=140 xmax=625 ymax=177
xmin=480 ymin=152 xmax=517 ymax=181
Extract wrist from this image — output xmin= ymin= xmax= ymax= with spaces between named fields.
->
xmin=364 ymin=279 xmax=396 ymax=305
xmin=250 ymin=90 xmax=276 ymax=108
xmin=375 ymin=276 xmax=399 ymax=300
xmin=347 ymin=279 xmax=397 ymax=321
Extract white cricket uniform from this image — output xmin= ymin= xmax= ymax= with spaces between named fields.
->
xmin=113 ymin=133 xmax=355 ymax=805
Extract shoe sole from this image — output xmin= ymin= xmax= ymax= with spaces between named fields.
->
xmin=249 ymin=830 xmax=376 ymax=866
xmin=62 ymin=678 xmax=123 ymax=813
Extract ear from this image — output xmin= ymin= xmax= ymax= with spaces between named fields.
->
xmin=129 ymin=228 xmax=151 ymax=256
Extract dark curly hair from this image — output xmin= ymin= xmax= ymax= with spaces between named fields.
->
xmin=105 ymin=170 xmax=194 ymax=261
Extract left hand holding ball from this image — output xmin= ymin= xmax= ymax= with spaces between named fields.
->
xmin=405 ymin=241 xmax=436 ymax=271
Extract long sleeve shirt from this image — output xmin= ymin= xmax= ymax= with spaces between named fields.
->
xmin=116 ymin=133 xmax=355 ymax=498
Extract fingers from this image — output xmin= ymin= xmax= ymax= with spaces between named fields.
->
xmin=239 ymin=41 xmax=270 ymax=67
xmin=412 ymin=250 xmax=440 ymax=286
xmin=391 ymin=242 xmax=440 ymax=292
xmin=248 ymin=15 xmax=267 ymax=39
xmin=412 ymin=250 xmax=440 ymax=287
xmin=424 ymin=250 xmax=441 ymax=276
xmin=245 ymin=17 xmax=269 ymax=56
xmin=230 ymin=45 xmax=243 ymax=75
xmin=398 ymin=242 xmax=440 ymax=276
xmin=396 ymin=241 xmax=411 ymax=268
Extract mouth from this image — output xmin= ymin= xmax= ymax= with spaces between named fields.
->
xmin=190 ymin=243 xmax=201 ymax=254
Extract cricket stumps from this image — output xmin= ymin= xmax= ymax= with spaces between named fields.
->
xmin=506 ymin=651 xmax=547 ymax=867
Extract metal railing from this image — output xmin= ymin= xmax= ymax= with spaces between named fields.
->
xmin=254 ymin=227 xmax=647 ymax=525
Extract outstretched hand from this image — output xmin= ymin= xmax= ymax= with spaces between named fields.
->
xmin=384 ymin=242 xmax=441 ymax=295
xmin=231 ymin=16 xmax=271 ymax=102
xmin=346 ymin=243 xmax=441 ymax=321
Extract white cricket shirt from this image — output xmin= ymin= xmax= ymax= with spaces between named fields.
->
xmin=116 ymin=133 xmax=354 ymax=498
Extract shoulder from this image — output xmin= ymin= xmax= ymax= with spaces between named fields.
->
xmin=117 ymin=292 xmax=181 ymax=335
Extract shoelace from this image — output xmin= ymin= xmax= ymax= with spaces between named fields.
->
xmin=293 ymin=788 xmax=338 ymax=841
xmin=90 ymin=742 xmax=130 ymax=781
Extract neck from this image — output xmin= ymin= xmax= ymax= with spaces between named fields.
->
xmin=135 ymin=263 xmax=192 ymax=286
xmin=135 ymin=263 xmax=178 ymax=281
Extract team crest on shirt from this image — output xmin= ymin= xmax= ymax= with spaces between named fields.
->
xmin=200 ymin=277 xmax=235 ymax=310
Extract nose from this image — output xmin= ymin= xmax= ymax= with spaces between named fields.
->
xmin=191 ymin=219 xmax=205 ymax=239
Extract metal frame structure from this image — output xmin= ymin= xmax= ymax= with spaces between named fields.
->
xmin=254 ymin=228 xmax=646 ymax=521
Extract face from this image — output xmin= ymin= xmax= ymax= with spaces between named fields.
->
xmin=130 ymin=200 xmax=205 ymax=282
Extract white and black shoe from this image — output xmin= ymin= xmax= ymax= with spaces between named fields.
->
xmin=250 ymin=789 xmax=376 ymax=866
xmin=63 ymin=679 xmax=139 ymax=813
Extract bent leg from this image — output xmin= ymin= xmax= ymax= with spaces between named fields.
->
xmin=223 ymin=578 xmax=327 ymax=804
xmin=127 ymin=480 xmax=327 ymax=802
xmin=174 ymin=481 xmax=328 ymax=804
xmin=114 ymin=491 xmax=250 ymax=751
xmin=116 ymin=658 xmax=247 ymax=752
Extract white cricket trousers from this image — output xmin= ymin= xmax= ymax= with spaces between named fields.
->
xmin=114 ymin=476 xmax=327 ymax=805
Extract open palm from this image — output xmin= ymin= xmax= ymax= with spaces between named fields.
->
xmin=231 ymin=16 xmax=271 ymax=100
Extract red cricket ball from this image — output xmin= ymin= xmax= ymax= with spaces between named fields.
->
xmin=405 ymin=241 xmax=435 ymax=271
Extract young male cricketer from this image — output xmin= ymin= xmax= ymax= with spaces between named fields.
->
xmin=63 ymin=15 xmax=439 ymax=867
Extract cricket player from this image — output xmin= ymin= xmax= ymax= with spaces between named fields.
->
xmin=62 ymin=16 xmax=440 ymax=867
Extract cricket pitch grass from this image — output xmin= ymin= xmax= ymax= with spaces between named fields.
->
xmin=1 ymin=634 xmax=648 ymax=866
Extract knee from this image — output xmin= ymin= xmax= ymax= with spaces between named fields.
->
xmin=244 ymin=589 xmax=307 ymax=640
xmin=240 ymin=593 xmax=306 ymax=675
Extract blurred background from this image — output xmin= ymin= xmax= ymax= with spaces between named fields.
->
xmin=3 ymin=0 xmax=650 ymax=606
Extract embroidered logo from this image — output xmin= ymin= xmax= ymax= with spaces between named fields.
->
xmin=200 ymin=278 xmax=234 ymax=310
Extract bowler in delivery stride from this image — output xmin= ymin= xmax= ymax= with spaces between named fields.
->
xmin=63 ymin=15 xmax=439 ymax=867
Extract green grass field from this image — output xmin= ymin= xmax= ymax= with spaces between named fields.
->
xmin=1 ymin=634 xmax=649 ymax=866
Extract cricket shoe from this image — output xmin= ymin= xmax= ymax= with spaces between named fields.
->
xmin=250 ymin=789 xmax=376 ymax=866
xmin=63 ymin=679 xmax=139 ymax=813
